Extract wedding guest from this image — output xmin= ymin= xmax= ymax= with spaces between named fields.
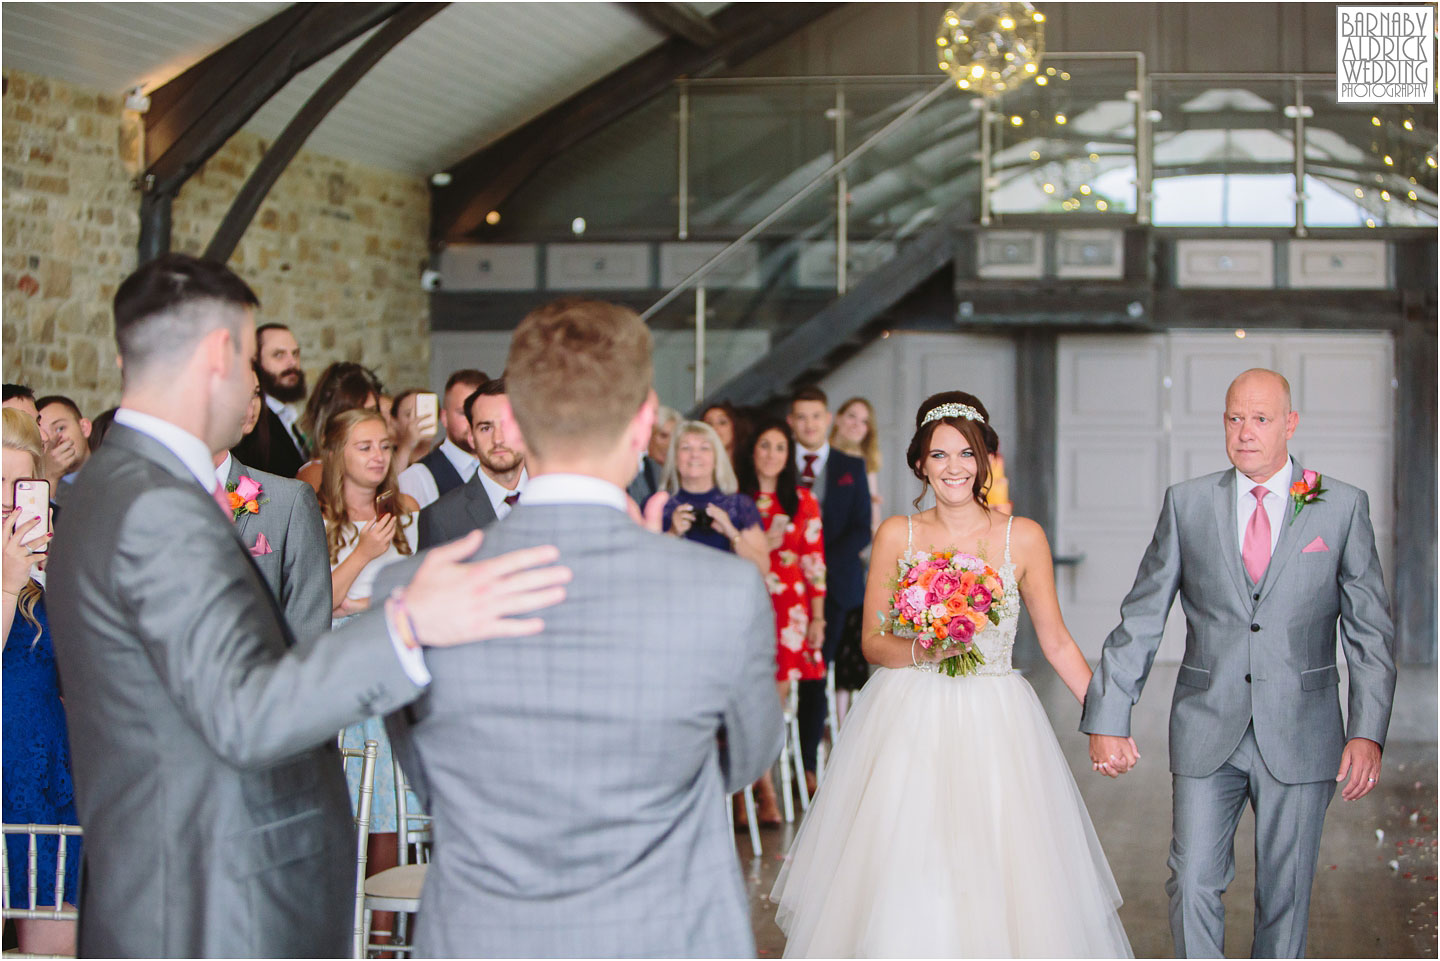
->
xmin=661 ymin=421 xmax=769 ymax=576
xmin=398 ymin=369 xmax=486 ymax=510
xmin=389 ymin=388 xmax=440 ymax=472
xmin=631 ymin=404 xmax=677 ymax=506
xmin=789 ymin=386 xmax=871 ymax=793
xmin=317 ymin=406 xmax=420 ymax=928
xmin=1 ymin=408 xmax=76 ymax=957
xmin=217 ymin=371 xmax=331 ymax=645
xmin=36 ymin=396 xmax=92 ymax=491
xmin=701 ymin=401 xmax=747 ymax=463
xmin=2 ymin=384 xmax=39 ymax=421
xmin=737 ymin=418 xmax=827 ymax=826
xmin=830 ymin=396 xmax=883 ymax=532
xmin=295 ymin=362 xmax=384 ymax=491
xmin=418 ymin=378 xmax=527 ymax=549
xmin=245 ymin=322 xmax=309 ymax=476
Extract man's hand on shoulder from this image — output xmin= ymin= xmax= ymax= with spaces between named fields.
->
xmin=1337 ymin=736 xmax=1383 ymax=801
xmin=399 ymin=531 xmax=572 ymax=647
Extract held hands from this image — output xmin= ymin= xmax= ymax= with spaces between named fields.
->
xmin=1088 ymin=733 xmax=1141 ymax=778
xmin=1336 ymin=737 xmax=1383 ymax=801
xmin=403 ymin=530 xmax=572 ymax=647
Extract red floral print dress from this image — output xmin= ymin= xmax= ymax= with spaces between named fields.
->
xmin=755 ymin=487 xmax=827 ymax=682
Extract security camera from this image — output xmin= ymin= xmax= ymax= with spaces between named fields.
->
xmin=420 ymin=269 xmax=442 ymax=292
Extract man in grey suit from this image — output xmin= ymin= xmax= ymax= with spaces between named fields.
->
xmin=46 ymin=254 xmax=571 ymax=958
xmin=212 ymin=369 xmax=332 ymax=641
xmin=383 ymin=298 xmax=784 ymax=958
xmin=1081 ymin=368 xmax=1396 ymax=958
xmin=418 ymin=377 xmax=527 ymax=549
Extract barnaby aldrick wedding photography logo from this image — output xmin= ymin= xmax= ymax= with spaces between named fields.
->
xmin=1338 ymin=5 xmax=1436 ymax=103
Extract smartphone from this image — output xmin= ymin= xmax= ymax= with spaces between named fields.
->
xmin=414 ymin=392 xmax=439 ymax=433
xmin=13 ymin=478 xmax=50 ymax=553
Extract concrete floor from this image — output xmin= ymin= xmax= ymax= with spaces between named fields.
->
xmin=742 ymin=663 xmax=1438 ymax=959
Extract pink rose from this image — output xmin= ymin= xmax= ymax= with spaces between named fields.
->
xmin=971 ymin=585 xmax=992 ymax=613
xmin=930 ymin=569 xmax=961 ymax=600
xmin=1301 ymin=468 xmax=1318 ymax=489
xmin=235 ymin=475 xmax=262 ymax=502
xmin=948 ymin=616 xmax=975 ymax=644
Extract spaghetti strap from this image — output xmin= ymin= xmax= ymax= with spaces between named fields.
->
xmin=907 ymin=515 xmax=914 ymax=552
xmin=1003 ymin=515 xmax=1014 ymax=564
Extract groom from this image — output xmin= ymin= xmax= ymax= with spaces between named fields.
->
xmin=1081 ymin=368 xmax=1396 ymax=958
xmin=382 ymin=298 xmax=783 ymax=957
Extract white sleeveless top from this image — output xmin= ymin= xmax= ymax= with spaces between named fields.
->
xmin=903 ymin=514 xmax=1019 ymax=677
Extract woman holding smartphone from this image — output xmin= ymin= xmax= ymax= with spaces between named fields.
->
xmin=2 ymin=408 xmax=77 ymax=957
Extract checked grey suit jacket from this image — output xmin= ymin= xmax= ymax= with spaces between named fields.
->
xmin=47 ymin=425 xmax=425 ymax=957
xmin=1081 ymin=461 xmax=1396 ymax=784
xmin=228 ymin=456 xmax=332 ymax=645
xmin=417 ymin=470 xmax=498 ymax=549
xmin=380 ymin=502 xmax=783 ymax=958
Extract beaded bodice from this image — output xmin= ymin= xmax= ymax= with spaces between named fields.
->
xmin=903 ymin=514 xmax=1019 ymax=676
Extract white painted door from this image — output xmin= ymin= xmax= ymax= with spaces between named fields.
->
xmin=821 ymin=331 xmax=1018 ymax=530
xmin=1056 ymin=330 xmax=1395 ymax=663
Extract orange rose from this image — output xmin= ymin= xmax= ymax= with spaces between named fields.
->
xmin=916 ymin=568 xmax=938 ymax=588
xmin=944 ymin=594 xmax=968 ymax=616
xmin=1290 ymin=480 xmax=1308 ymax=497
xmin=969 ymin=610 xmax=988 ymax=630
xmin=244 ymin=499 xmax=259 ymax=513
xmin=227 ymin=491 xmax=242 ymax=510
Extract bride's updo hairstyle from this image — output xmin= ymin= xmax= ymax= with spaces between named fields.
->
xmin=907 ymin=391 xmax=993 ymax=510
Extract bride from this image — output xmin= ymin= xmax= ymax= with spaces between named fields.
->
xmin=770 ymin=391 xmax=1133 ymax=958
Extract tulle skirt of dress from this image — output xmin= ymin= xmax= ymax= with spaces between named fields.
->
xmin=771 ymin=666 xmax=1133 ymax=959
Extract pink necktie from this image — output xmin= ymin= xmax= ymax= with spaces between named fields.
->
xmin=1242 ymin=485 xmax=1271 ymax=584
xmin=212 ymin=483 xmax=234 ymax=521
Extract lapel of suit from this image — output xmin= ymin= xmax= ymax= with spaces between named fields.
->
xmin=1256 ymin=459 xmax=1314 ymax=603
xmin=465 ymin=475 xmax=498 ymax=530
xmin=1211 ymin=469 xmax=1251 ymax=603
xmin=227 ymin=457 xmax=254 ymax=544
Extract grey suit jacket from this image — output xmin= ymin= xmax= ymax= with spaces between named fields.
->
xmin=417 ymin=471 xmax=498 ymax=549
xmin=1081 ymin=462 xmax=1396 ymax=784
xmin=228 ymin=456 xmax=332 ymax=646
xmin=46 ymin=425 xmax=425 ymax=958
xmin=379 ymin=503 xmax=783 ymax=958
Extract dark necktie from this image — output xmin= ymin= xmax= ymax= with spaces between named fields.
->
xmin=503 ymin=492 xmax=520 ymax=507
xmin=800 ymin=453 xmax=818 ymax=488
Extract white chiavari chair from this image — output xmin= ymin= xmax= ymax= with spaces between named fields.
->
xmin=0 ymin=822 xmax=82 ymax=959
xmin=338 ymin=738 xmax=379 ymax=960
xmin=361 ymin=755 xmax=428 ymax=957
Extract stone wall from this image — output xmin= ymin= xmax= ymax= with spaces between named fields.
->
xmin=2 ymin=68 xmax=432 ymax=419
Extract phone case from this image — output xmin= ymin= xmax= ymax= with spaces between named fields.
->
xmin=13 ymin=479 xmax=49 ymax=552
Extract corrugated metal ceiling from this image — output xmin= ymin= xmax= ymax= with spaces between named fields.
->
xmin=2 ymin=2 xmax=727 ymax=177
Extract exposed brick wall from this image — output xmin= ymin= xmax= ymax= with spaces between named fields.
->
xmin=2 ymin=68 xmax=432 ymax=420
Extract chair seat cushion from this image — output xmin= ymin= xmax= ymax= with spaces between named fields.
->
xmin=366 ymin=863 xmax=427 ymax=900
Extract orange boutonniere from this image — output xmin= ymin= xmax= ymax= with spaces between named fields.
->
xmin=225 ymin=475 xmax=267 ymax=523
xmin=1289 ymin=469 xmax=1326 ymax=518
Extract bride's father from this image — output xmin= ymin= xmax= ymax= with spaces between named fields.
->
xmin=1081 ymin=368 xmax=1396 ymax=958
xmin=382 ymin=299 xmax=783 ymax=958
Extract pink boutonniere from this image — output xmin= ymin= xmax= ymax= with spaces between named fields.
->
xmin=1288 ymin=469 xmax=1326 ymax=518
xmin=225 ymin=475 xmax=267 ymax=523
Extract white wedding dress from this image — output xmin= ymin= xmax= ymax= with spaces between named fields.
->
xmin=771 ymin=516 xmax=1132 ymax=958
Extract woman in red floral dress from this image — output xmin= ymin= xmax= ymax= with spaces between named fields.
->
xmin=739 ymin=419 xmax=827 ymax=823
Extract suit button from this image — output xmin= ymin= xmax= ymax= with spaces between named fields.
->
xmin=1245 ymin=674 xmax=1252 ymax=683
xmin=1250 ymin=624 xmax=1260 ymax=632
xmin=1253 ymin=593 xmax=1260 ymax=601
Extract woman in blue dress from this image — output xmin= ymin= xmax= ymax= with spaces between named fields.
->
xmin=2 ymin=408 xmax=78 ymax=957
xmin=660 ymin=420 xmax=770 ymax=575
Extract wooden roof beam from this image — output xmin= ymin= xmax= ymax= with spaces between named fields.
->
xmin=622 ymin=2 xmax=721 ymax=48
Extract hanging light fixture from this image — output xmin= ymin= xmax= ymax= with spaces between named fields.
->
xmin=936 ymin=3 xmax=1046 ymax=95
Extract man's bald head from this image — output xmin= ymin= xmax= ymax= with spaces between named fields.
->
xmin=1223 ymin=368 xmax=1298 ymax=482
xmin=1226 ymin=368 xmax=1292 ymax=414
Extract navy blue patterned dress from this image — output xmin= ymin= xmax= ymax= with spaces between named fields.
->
xmin=662 ymin=488 xmax=762 ymax=552
xmin=3 ymin=594 xmax=82 ymax=906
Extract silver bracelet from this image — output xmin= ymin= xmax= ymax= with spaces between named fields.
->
xmin=910 ymin=637 xmax=920 ymax=668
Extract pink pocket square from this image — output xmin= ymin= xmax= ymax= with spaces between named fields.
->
xmin=838 ymin=473 xmax=855 ymax=487
xmin=249 ymin=532 xmax=274 ymax=557
xmin=1301 ymin=536 xmax=1329 ymax=554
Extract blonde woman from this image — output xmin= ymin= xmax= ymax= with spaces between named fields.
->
xmin=2 ymin=408 xmax=77 ymax=957
xmin=660 ymin=421 xmax=769 ymax=576
xmin=830 ymin=397 xmax=882 ymax=532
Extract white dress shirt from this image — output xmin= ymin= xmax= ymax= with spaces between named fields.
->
xmin=476 ymin=466 xmax=529 ymax=520
xmin=264 ymin=394 xmax=305 ymax=449
xmin=521 ymin=473 xmax=629 ymax=513
xmin=115 ymin=408 xmax=429 ymax=685
xmin=398 ymin=437 xmax=480 ymax=510
xmin=795 ymin=441 xmax=831 ymax=481
xmin=213 ymin=453 xmax=234 ymax=491
xmin=1234 ymin=458 xmax=1293 ymax=555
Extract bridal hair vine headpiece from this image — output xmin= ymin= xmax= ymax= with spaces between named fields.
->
xmin=921 ymin=402 xmax=985 ymax=426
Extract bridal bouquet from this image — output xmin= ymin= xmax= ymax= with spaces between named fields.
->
xmin=884 ymin=551 xmax=1009 ymax=677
